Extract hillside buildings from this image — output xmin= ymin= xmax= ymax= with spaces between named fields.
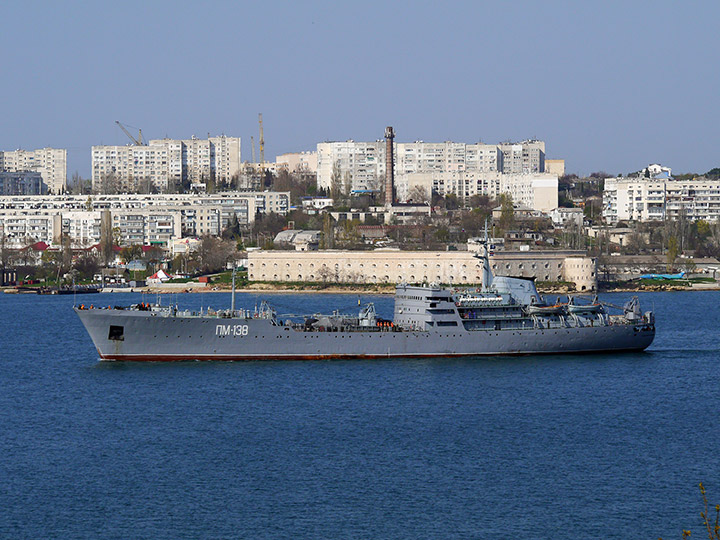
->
xmin=0 ymin=191 xmax=290 ymax=248
xmin=603 ymin=170 xmax=720 ymax=223
xmin=91 ymin=136 xmax=241 ymax=192
xmin=0 ymin=148 xmax=67 ymax=193
xmin=316 ymin=139 xmax=557 ymax=212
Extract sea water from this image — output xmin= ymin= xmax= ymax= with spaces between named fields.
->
xmin=1 ymin=290 xmax=719 ymax=539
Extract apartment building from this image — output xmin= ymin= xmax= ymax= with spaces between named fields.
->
xmin=92 ymin=135 xmax=241 ymax=192
xmin=316 ymin=139 xmax=551 ymax=209
xmin=603 ymin=173 xmax=720 ymax=223
xmin=0 ymin=148 xmax=67 ymax=193
xmin=276 ymin=152 xmax=318 ymax=174
xmin=0 ymin=172 xmax=46 ymax=195
xmin=0 ymin=191 xmax=290 ymax=247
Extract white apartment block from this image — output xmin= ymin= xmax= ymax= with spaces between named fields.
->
xmin=317 ymin=141 xmax=385 ymax=192
xmin=92 ymin=136 xmax=241 ymax=192
xmin=316 ymin=139 xmax=550 ymax=209
xmin=400 ymin=171 xmax=558 ymax=213
xmin=0 ymin=148 xmax=67 ymax=193
xmin=603 ymin=174 xmax=720 ymax=223
xmin=276 ymin=152 xmax=318 ymax=174
xmin=0 ymin=191 xmax=290 ymax=248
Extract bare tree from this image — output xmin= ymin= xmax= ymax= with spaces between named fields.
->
xmin=407 ymin=185 xmax=430 ymax=204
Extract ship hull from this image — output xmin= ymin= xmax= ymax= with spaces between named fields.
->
xmin=75 ymin=308 xmax=655 ymax=362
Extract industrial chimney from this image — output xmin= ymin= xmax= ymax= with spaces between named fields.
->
xmin=384 ymin=126 xmax=395 ymax=207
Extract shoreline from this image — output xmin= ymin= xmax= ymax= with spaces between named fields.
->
xmin=4 ymin=282 xmax=719 ymax=295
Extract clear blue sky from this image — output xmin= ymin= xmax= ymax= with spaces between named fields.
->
xmin=2 ymin=0 xmax=718 ymax=178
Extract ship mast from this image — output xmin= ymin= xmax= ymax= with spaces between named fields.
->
xmin=480 ymin=220 xmax=494 ymax=292
xmin=231 ymin=265 xmax=236 ymax=314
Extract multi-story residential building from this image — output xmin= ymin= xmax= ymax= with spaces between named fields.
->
xmin=603 ymin=172 xmax=720 ymax=223
xmin=316 ymin=140 xmax=385 ymax=193
xmin=498 ymin=140 xmax=545 ymax=174
xmin=0 ymin=148 xmax=67 ymax=193
xmin=0 ymin=172 xmax=46 ymax=195
xmin=316 ymin=139 xmax=552 ymax=210
xmin=91 ymin=136 xmax=241 ymax=192
xmin=0 ymin=191 xmax=290 ymax=247
xmin=276 ymin=152 xmax=318 ymax=174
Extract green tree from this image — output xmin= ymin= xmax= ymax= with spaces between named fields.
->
xmin=498 ymin=193 xmax=515 ymax=232
xmin=666 ymin=235 xmax=679 ymax=272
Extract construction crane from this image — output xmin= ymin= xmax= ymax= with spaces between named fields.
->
xmin=115 ymin=120 xmax=145 ymax=146
xmin=258 ymin=113 xmax=264 ymax=165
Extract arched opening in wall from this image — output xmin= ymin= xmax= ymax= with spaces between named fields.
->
xmin=273 ymin=263 xmax=278 ymax=268
xmin=297 ymin=274 xmax=303 ymax=280
xmin=273 ymin=274 xmax=278 ymax=280
xmin=261 ymin=263 xmax=266 ymax=268
xmin=545 ymin=275 xmax=549 ymax=280
xmin=309 ymin=274 xmax=315 ymax=280
xmin=384 ymin=275 xmax=389 ymax=282
xmin=249 ymin=274 xmax=255 ymax=279
xmin=410 ymin=275 xmax=415 ymax=281
xmin=581 ymin=285 xmax=586 ymax=291
xmin=285 ymin=274 xmax=290 ymax=280
xmin=310 ymin=263 xmax=314 ymax=268
xmin=397 ymin=263 xmax=402 ymax=268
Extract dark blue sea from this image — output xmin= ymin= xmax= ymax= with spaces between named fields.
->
xmin=1 ymin=289 xmax=718 ymax=539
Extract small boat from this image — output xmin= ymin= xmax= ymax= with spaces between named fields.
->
xmin=567 ymin=296 xmax=603 ymax=314
xmin=526 ymin=303 xmax=567 ymax=315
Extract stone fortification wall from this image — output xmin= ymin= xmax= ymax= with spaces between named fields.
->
xmin=248 ymin=250 xmax=597 ymax=290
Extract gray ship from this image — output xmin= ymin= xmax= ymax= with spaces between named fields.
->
xmin=75 ymin=242 xmax=655 ymax=361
